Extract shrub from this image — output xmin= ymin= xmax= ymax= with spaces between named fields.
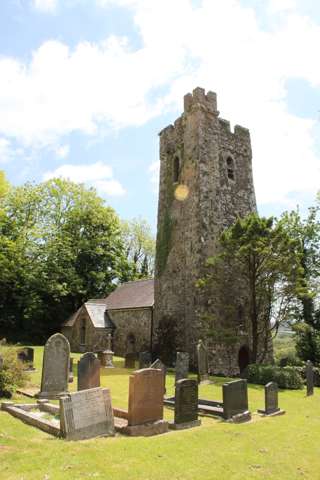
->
xmin=0 ymin=346 xmax=29 ymax=397
xmin=247 ymin=363 xmax=304 ymax=389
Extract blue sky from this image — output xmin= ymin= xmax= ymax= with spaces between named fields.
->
xmin=0 ymin=0 xmax=320 ymax=230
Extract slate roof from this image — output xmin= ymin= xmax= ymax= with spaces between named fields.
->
xmin=105 ymin=278 xmax=154 ymax=310
xmin=63 ymin=301 xmax=115 ymax=329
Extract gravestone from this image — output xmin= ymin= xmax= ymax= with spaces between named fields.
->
xmin=171 ymin=379 xmax=201 ymax=430
xmin=124 ymin=353 xmax=136 ymax=369
xmin=151 ymin=358 xmax=166 ymax=394
xmin=197 ymin=340 xmax=209 ymax=383
xmin=258 ymin=382 xmax=283 ymax=416
xmin=69 ymin=357 xmax=74 ymax=383
xmin=38 ymin=333 xmax=70 ymax=399
xmin=175 ymin=351 xmax=189 ymax=383
xmin=0 ymin=354 xmax=3 ymax=369
xmin=306 ymin=360 xmax=314 ymax=396
xmin=60 ymin=387 xmax=115 ymax=440
xmin=17 ymin=347 xmax=34 ymax=369
xmin=138 ymin=351 xmax=151 ymax=369
xmin=77 ymin=353 xmax=100 ymax=391
xmin=223 ymin=379 xmax=250 ymax=421
xmin=128 ymin=368 xmax=164 ymax=426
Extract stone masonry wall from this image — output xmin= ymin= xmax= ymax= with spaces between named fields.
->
xmin=154 ymin=87 xmax=272 ymax=374
xmin=62 ymin=308 xmax=109 ymax=353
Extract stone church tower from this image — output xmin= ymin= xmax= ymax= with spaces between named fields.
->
xmin=154 ymin=87 xmax=271 ymax=375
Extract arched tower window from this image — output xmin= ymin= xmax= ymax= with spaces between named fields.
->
xmin=80 ymin=319 xmax=86 ymax=345
xmin=173 ymin=156 xmax=180 ymax=183
xmin=226 ymin=156 xmax=235 ymax=181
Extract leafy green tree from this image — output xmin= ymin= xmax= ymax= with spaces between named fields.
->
xmin=0 ymin=178 xmax=129 ymax=340
xmin=199 ymin=213 xmax=306 ymax=363
xmin=121 ymin=217 xmax=155 ymax=279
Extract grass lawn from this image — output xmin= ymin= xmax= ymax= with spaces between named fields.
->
xmin=0 ymin=346 xmax=319 ymax=480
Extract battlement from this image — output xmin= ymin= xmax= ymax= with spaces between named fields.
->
xmin=184 ymin=87 xmax=218 ymax=114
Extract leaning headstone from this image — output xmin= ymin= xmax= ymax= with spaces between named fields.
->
xmin=306 ymin=360 xmax=314 ymax=396
xmin=60 ymin=387 xmax=115 ymax=440
xmin=138 ymin=351 xmax=151 ymax=369
xmin=151 ymin=358 xmax=166 ymax=394
xmin=223 ymin=379 xmax=251 ymax=422
xmin=68 ymin=357 xmax=74 ymax=383
xmin=38 ymin=333 xmax=70 ymax=399
xmin=170 ymin=379 xmax=201 ymax=430
xmin=258 ymin=382 xmax=285 ymax=416
xmin=124 ymin=353 xmax=136 ymax=369
xmin=127 ymin=368 xmax=168 ymax=435
xmin=17 ymin=347 xmax=34 ymax=370
xmin=175 ymin=351 xmax=189 ymax=383
xmin=77 ymin=352 xmax=100 ymax=391
xmin=197 ymin=340 xmax=210 ymax=384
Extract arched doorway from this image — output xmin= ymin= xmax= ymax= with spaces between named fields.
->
xmin=126 ymin=333 xmax=136 ymax=354
xmin=238 ymin=345 xmax=250 ymax=375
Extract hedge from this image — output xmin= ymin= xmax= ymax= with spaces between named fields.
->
xmin=246 ymin=364 xmax=304 ymax=389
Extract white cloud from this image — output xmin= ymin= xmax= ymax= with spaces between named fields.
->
xmin=43 ymin=161 xmax=126 ymax=196
xmin=1 ymin=0 xmax=320 ymax=208
xmin=0 ymin=138 xmax=13 ymax=163
xmin=32 ymin=0 xmax=57 ymax=12
xmin=149 ymin=161 xmax=159 ymax=192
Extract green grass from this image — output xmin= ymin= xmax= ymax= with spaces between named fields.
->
xmin=0 ymin=345 xmax=319 ymax=479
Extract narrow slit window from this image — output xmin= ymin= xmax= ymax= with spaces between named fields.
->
xmin=226 ymin=157 xmax=235 ymax=181
xmin=173 ymin=156 xmax=180 ymax=183
xmin=80 ymin=319 xmax=86 ymax=345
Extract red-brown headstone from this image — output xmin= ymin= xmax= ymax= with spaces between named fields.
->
xmin=128 ymin=368 xmax=164 ymax=426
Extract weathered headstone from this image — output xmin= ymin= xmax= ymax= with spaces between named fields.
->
xmin=68 ymin=357 xmax=74 ymax=383
xmin=223 ymin=379 xmax=250 ymax=421
xmin=128 ymin=368 xmax=164 ymax=426
xmin=60 ymin=387 xmax=115 ymax=440
xmin=124 ymin=353 xmax=136 ymax=369
xmin=197 ymin=340 xmax=210 ymax=383
xmin=77 ymin=352 xmax=100 ymax=391
xmin=0 ymin=354 xmax=3 ymax=370
xmin=17 ymin=347 xmax=34 ymax=370
xmin=151 ymin=358 xmax=166 ymax=394
xmin=175 ymin=351 xmax=189 ymax=383
xmin=306 ymin=360 xmax=314 ymax=396
xmin=258 ymin=382 xmax=284 ymax=416
xmin=138 ymin=351 xmax=151 ymax=369
xmin=38 ymin=333 xmax=70 ymax=399
xmin=171 ymin=379 xmax=201 ymax=430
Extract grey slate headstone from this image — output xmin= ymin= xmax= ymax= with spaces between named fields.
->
xmin=0 ymin=354 xmax=3 ymax=370
xmin=306 ymin=360 xmax=314 ymax=396
xmin=17 ymin=347 xmax=34 ymax=368
xmin=175 ymin=351 xmax=189 ymax=383
xmin=174 ymin=379 xmax=200 ymax=427
xmin=139 ymin=351 xmax=152 ymax=369
xmin=223 ymin=379 xmax=248 ymax=420
xmin=60 ymin=387 xmax=115 ymax=440
xmin=151 ymin=358 xmax=167 ymax=394
xmin=197 ymin=340 xmax=209 ymax=383
xmin=77 ymin=352 xmax=100 ymax=391
xmin=124 ymin=353 xmax=136 ymax=369
xmin=258 ymin=382 xmax=280 ymax=415
xmin=38 ymin=333 xmax=70 ymax=399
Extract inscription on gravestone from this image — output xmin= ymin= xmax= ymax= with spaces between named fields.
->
xmin=139 ymin=351 xmax=152 ymax=369
xmin=223 ymin=379 xmax=248 ymax=420
xmin=174 ymin=379 xmax=201 ymax=429
xmin=197 ymin=340 xmax=209 ymax=383
xmin=151 ymin=358 xmax=166 ymax=394
xmin=175 ymin=352 xmax=189 ymax=383
xmin=38 ymin=333 xmax=70 ymax=399
xmin=306 ymin=360 xmax=314 ymax=396
xmin=128 ymin=368 xmax=163 ymax=426
xmin=60 ymin=387 xmax=115 ymax=440
xmin=78 ymin=353 xmax=100 ymax=391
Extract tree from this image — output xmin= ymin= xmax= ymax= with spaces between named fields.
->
xmin=199 ymin=213 xmax=307 ymax=363
xmin=281 ymin=206 xmax=320 ymax=362
xmin=0 ymin=178 xmax=129 ymax=340
xmin=121 ymin=217 xmax=155 ymax=279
